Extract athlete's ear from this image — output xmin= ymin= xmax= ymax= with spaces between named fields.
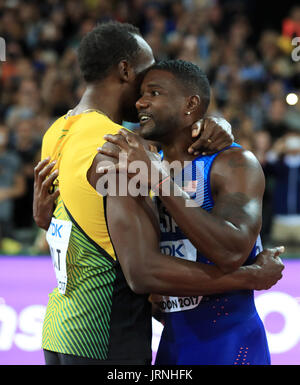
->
xmin=185 ymin=95 xmax=201 ymax=115
xmin=118 ymin=60 xmax=135 ymax=83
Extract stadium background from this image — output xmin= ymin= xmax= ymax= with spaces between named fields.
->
xmin=0 ymin=0 xmax=300 ymax=365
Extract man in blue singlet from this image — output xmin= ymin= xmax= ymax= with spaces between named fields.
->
xmin=100 ymin=59 xmax=276 ymax=365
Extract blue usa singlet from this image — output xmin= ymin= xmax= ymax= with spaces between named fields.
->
xmin=154 ymin=144 xmax=270 ymax=365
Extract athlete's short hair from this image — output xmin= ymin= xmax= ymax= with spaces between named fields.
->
xmin=78 ymin=21 xmax=142 ymax=83
xmin=150 ymin=59 xmax=211 ymax=113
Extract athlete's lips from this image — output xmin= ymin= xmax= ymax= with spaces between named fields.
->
xmin=138 ymin=112 xmax=153 ymax=125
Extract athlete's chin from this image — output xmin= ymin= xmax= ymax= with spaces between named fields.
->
xmin=139 ymin=122 xmax=158 ymax=140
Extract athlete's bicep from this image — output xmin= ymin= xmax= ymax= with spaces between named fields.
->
xmin=106 ymin=194 xmax=160 ymax=293
xmin=87 ymin=144 xmax=161 ymax=293
xmin=210 ymin=148 xmax=265 ymax=236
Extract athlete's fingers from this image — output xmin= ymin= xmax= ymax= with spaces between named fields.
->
xmin=272 ymin=246 xmax=285 ymax=259
xmin=190 ymin=118 xmax=234 ymax=155
xmin=36 ymin=161 xmax=57 ymax=186
xmin=262 ymin=246 xmax=285 ymax=269
xmin=200 ymin=135 xmax=232 ymax=155
xmin=103 ymin=134 xmax=130 ymax=152
xmin=197 ymin=118 xmax=227 ymax=153
xmin=191 ymin=120 xmax=203 ymax=138
xmin=149 ymin=144 xmax=158 ymax=153
xmin=51 ymin=188 xmax=60 ymax=201
xmin=255 ymin=246 xmax=285 ymax=278
xmin=41 ymin=169 xmax=59 ymax=193
xmin=97 ymin=163 xmax=120 ymax=174
xmin=199 ymin=119 xmax=216 ymax=142
xmin=271 ymin=246 xmax=285 ymax=254
xmin=97 ymin=163 xmax=135 ymax=175
xmin=209 ymin=136 xmax=231 ymax=152
xmin=98 ymin=164 xmax=135 ymax=174
xmin=97 ymin=146 xmax=120 ymax=160
xmin=206 ymin=118 xmax=234 ymax=151
xmin=118 ymin=129 xmax=141 ymax=148
xmin=34 ymin=157 xmax=51 ymax=178
xmin=261 ymin=246 xmax=285 ymax=258
xmin=188 ymin=119 xmax=214 ymax=154
xmin=188 ymin=121 xmax=203 ymax=154
xmin=209 ymin=125 xmax=233 ymax=148
xmin=188 ymin=138 xmax=208 ymax=155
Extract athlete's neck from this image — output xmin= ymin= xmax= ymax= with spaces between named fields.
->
xmin=71 ymin=82 xmax=123 ymax=124
xmin=160 ymin=126 xmax=197 ymax=165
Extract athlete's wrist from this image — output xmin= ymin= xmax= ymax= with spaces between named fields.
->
xmin=149 ymin=158 xmax=170 ymax=194
xmin=233 ymin=265 xmax=257 ymax=290
xmin=238 ymin=263 xmax=272 ymax=291
xmin=152 ymin=174 xmax=171 ymax=195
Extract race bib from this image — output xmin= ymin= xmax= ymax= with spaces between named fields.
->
xmin=46 ymin=218 xmax=72 ymax=295
xmin=157 ymin=239 xmax=202 ymax=313
xmin=153 ymin=295 xmax=202 ymax=313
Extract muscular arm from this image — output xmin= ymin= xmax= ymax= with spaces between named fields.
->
xmin=88 ymin=143 xmax=279 ymax=296
xmin=157 ymin=148 xmax=265 ymax=273
xmin=105 ymin=192 xmax=257 ymax=296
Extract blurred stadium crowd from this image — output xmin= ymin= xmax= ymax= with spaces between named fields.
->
xmin=0 ymin=0 xmax=300 ymax=254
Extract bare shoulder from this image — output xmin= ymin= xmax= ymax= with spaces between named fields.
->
xmin=212 ymin=146 xmax=263 ymax=175
xmin=210 ymin=146 xmax=265 ymax=196
xmin=87 ymin=142 xmax=121 ymax=189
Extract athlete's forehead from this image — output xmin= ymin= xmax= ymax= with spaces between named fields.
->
xmin=141 ymin=69 xmax=179 ymax=92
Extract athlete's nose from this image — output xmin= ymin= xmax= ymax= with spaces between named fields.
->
xmin=136 ymin=96 xmax=149 ymax=111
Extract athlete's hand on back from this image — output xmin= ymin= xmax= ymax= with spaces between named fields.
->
xmin=33 ymin=157 xmax=59 ymax=230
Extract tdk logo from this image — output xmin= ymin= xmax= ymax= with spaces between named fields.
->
xmin=0 ymin=37 xmax=6 ymax=62
xmin=50 ymin=223 xmax=63 ymax=238
xmin=160 ymin=243 xmax=184 ymax=258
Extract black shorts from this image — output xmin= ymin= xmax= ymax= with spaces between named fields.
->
xmin=43 ymin=349 xmax=151 ymax=365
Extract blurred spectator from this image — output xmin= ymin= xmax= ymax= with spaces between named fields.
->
xmin=263 ymin=133 xmax=300 ymax=245
xmin=285 ymin=93 xmax=300 ymax=132
xmin=0 ymin=124 xmax=25 ymax=245
xmin=264 ymin=99 xmax=290 ymax=140
xmin=10 ymin=118 xmax=41 ymax=230
xmin=253 ymin=130 xmax=274 ymax=244
xmin=282 ymin=6 xmax=300 ymax=39
xmin=5 ymin=79 xmax=40 ymax=129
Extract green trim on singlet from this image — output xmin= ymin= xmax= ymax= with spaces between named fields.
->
xmin=42 ymin=199 xmax=117 ymax=359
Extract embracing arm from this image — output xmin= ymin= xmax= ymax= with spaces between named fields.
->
xmin=157 ymin=148 xmax=265 ymax=273
xmin=33 ymin=142 xmax=283 ymax=295
xmin=91 ymin=145 xmax=282 ymax=296
xmin=106 ymin=189 xmax=282 ymax=296
xmin=188 ymin=116 xmax=233 ymax=155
